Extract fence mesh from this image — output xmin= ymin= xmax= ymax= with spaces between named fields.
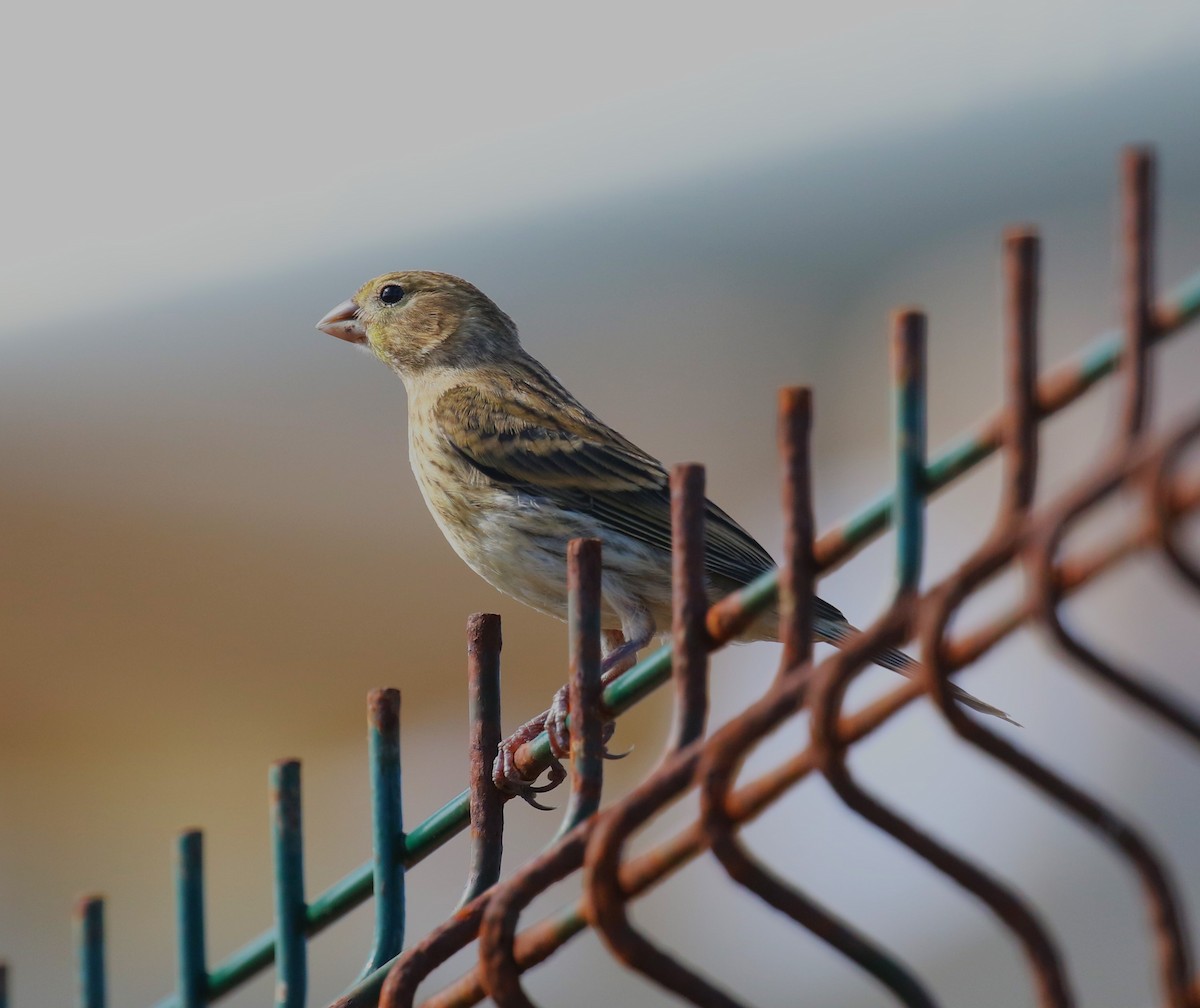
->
xmin=6 ymin=145 xmax=1200 ymax=1008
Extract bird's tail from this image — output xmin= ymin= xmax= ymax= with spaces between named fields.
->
xmin=817 ymin=619 xmax=1021 ymax=727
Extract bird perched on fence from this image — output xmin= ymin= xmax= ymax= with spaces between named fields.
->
xmin=318 ymin=271 xmax=1015 ymax=798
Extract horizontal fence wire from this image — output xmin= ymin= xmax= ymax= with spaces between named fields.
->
xmin=5 ymin=145 xmax=1199 ymax=1007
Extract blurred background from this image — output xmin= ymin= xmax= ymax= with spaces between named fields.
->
xmin=4 ymin=2 xmax=1200 ymax=1005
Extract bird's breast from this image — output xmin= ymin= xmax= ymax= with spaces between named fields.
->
xmin=407 ymin=427 xmax=575 ymax=616
xmin=405 ymin=418 xmax=676 ymax=631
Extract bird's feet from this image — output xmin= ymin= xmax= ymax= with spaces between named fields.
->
xmin=491 ymin=634 xmax=643 ymax=808
xmin=491 ymin=687 xmax=626 ymax=809
xmin=542 ymin=684 xmax=625 ymax=764
xmin=492 ymin=707 xmax=567 ymax=809
xmin=598 ymin=634 xmax=646 ymax=678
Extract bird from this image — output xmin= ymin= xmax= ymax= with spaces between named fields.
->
xmin=317 ymin=271 xmax=1016 ymax=798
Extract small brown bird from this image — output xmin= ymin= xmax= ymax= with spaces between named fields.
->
xmin=318 ymin=271 xmax=1014 ymax=795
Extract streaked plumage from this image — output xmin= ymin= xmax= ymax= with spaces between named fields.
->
xmin=317 ymin=270 xmax=1014 ymax=764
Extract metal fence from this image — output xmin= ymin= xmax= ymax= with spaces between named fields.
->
xmin=5 ymin=146 xmax=1200 ymax=1008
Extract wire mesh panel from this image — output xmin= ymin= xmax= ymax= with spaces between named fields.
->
xmin=7 ymin=146 xmax=1200 ymax=1008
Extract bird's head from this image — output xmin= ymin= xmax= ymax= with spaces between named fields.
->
xmin=316 ymin=271 xmax=521 ymax=377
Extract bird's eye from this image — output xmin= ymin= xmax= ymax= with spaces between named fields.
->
xmin=379 ymin=284 xmax=405 ymax=305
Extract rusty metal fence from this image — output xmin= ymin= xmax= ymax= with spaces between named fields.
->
xmin=5 ymin=146 xmax=1200 ymax=1008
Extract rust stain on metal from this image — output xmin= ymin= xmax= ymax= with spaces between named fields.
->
xmin=459 ymin=614 xmax=504 ymax=909
xmin=669 ymin=464 xmax=711 ymax=750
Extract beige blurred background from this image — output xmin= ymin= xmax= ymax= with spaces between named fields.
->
xmin=5 ymin=3 xmax=1200 ymax=1006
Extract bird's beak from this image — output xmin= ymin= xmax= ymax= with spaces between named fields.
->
xmin=316 ymin=299 xmax=367 ymax=344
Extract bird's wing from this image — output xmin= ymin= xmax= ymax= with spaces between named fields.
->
xmin=432 ymin=381 xmax=780 ymax=589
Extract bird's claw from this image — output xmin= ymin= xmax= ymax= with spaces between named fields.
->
xmin=547 ymin=686 xmax=627 ymax=762
xmin=545 ymin=685 xmax=572 ymax=761
xmin=600 ymin=721 xmax=630 ymax=760
xmin=492 ymin=712 xmax=567 ymax=809
xmin=496 ymin=751 xmax=566 ymax=811
xmin=510 ymin=769 xmax=564 ymax=811
xmin=493 ymin=686 xmax=628 ymax=809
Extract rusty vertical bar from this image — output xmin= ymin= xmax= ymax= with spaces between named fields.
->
xmin=893 ymin=309 xmax=926 ymax=596
xmin=779 ymin=384 xmax=815 ymax=684
xmin=1122 ymin=146 xmax=1156 ymax=439
xmin=458 ymin=614 xmax=504 ymax=908
xmin=778 ymin=387 xmax=815 ymax=675
xmin=361 ymin=689 xmax=405 ymax=974
xmin=1002 ymin=229 xmax=1040 ymax=517
xmin=75 ymin=896 xmax=105 ymax=1008
xmin=271 ymin=759 xmax=306 ymax=1008
xmin=670 ymin=464 xmax=710 ymax=749
xmin=176 ymin=830 xmax=208 ymax=1008
xmin=557 ymin=538 xmax=605 ymax=835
